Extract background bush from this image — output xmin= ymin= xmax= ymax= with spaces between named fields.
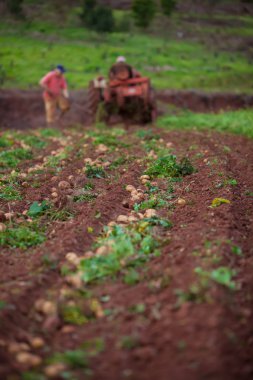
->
xmin=160 ymin=0 xmax=176 ymax=17
xmin=80 ymin=0 xmax=115 ymax=33
xmin=132 ymin=0 xmax=156 ymax=28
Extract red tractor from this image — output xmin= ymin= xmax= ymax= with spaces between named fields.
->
xmin=88 ymin=67 xmax=157 ymax=124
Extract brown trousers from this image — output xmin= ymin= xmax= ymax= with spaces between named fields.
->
xmin=44 ymin=95 xmax=70 ymax=124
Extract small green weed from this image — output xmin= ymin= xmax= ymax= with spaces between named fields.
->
xmin=195 ymin=266 xmax=236 ymax=290
xmin=0 ymin=224 xmax=45 ymax=249
xmin=79 ymin=219 xmax=168 ymax=284
xmin=27 ymin=201 xmax=49 ymax=218
xmin=39 ymin=128 xmax=62 ymax=138
xmin=124 ymin=269 xmax=140 ymax=285
xmin=61 ymin=305 xmax=88 ymax=325
xmin=83 ymin=182 xmax=95 ymax=190
xmin=0 ymin=300 xmax=6 ymax=311
xmin=48 ymin=208 xmax=75 ymax=221
xmin=0 ymin=185 xmax=21 ymax=201
xmin=50 ymin=350 xmax=88 ymax=369
xmin=20 ymin=135 xmax=47 ymax=149
xmin=0 ymin=136 xmax=13 ymax=148
xmin=73 ymin=193 xmax=97 ymax=202
xmin=0 ymin=148 xmax=32 ymax=168
xmin=134 ymin=196 xmax=166 ymax=211
xmin=146 ymin=155 xmax=194 ymax=178
xmin=85 ymin=164 xmax=106 ymax=179
xmin=119 ymin=335 xmax=139 ymax=350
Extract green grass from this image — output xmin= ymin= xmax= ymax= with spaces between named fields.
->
xmin=0 ymin=148 xmax=32 ymax=168
xmin=0 ymin=20 xmax=253 ymax=92
xmin=0 ymin=185 xmax=22 ymax=201
xmin=0 ymin=224 xmax=45 ymax=249
xmin=157 ymin=109 xmax=253 ymax=139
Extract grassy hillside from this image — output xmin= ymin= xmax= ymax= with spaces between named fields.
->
xmin=0 ymin=8 xmax=253 ymax=92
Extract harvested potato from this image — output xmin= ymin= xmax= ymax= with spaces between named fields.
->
xmin=144 ymin=209 xmax=157 ymax=218
xmin=15 ymin=352 xmax=42 ymax=367
xmin=116 ymin=215 xmax=129 ymax=223
xmin=44 ymin=362 xmax=66 ymax=378
xmin=58 ymin=181 xmax=70 ymax=190
xmin=177 ymin=198 xmax=186 ymax=206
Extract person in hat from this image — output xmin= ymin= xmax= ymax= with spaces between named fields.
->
xmin=39 ymin=65 xmax=70 ymax=124
xmin=109 ymin=56 xmax=140 ymax=81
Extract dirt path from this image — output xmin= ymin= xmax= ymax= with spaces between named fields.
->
xmin=0 ymin=115 xmax=252 ymax=380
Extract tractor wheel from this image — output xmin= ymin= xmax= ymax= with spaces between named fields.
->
xmin=88 ymin=80 xmax=102 ymax=122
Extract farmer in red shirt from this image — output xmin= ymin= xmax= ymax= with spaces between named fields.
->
xmin=39 ymin=65 xmax=70 ymax=124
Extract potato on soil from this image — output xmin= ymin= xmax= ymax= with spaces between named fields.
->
xmin=44 ymin=362 xmax=67 ymax=378
xmin=117 ymin=215 xmax=129 ymax=223
xmin=126 ymin=185 xmax=136 ymax=192
xmin=34 ymin=299 xmax=57 ymax=315
xmin=96 ymin=245 xmax=111 ymax=256
xmin=8 ymin=342 xmax=30 ymax=354
xmin=29 ymin=337 xmax=45 ymax=349
xmin=66 ymin=273 xmax=83 ymax=289
xmin=15 ymin=352 xmax=42 ymax=367
xmin=58 ymin=181 xmax=70 ymax=190
xmin=51 ymin=192 xmax=58 ymax=198
xmin=96 ymin=144 xmax=108 ymax=153
xmin=128 ymin=216 xmax=138 ymax=222
xmin=65 ymin=252 xmax=80 ymax=266
xmin=144 ymin=209 xmax=157 ymax=218
xmin=140 ymin=175 xmax=150 ymax=180
xmin=4 ymin=212 xmax=14 ymax=220
xmin=177 ymin=198 xmax=186 ymax=206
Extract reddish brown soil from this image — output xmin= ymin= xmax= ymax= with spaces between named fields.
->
xmin=0 ymin=103 xmax=253 ymax=380
xmin=1 ymin=89 xmax=253 ymax=130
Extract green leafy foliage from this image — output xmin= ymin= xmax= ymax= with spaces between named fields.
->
xmin=39 ymin=128 xmax=62 ymax=138
xmin=195 ymin=266 xmax=236 ymax=290
xmin=0 ymin=185 xmax=21 ymax=201
xmin=132 ymin=0 xmax=156 ymax=28
xmin=27 ymin=201 xmax=49 ymax=218
xmin=73 ymin=193 xmax=97 ymax=202
xmin=124 ymin=269 xmax=140 ymax=285
xmin=0 ymin=148 xmax=32 ymax=168
xmin=61 ymin=305 xmax=88 ymax=325
xmin=7 ymin=0 xmax=24 ymax=18
xmin=79 ymin=217 xmax=169 ymax=284
xmin=0 ymin=300 xmax=6 ymax=311
xmin=85 ymin=164 xmax=106 ymax=179
xmin=160 ymin=0 xmax=176 ymax=17
xmin=0 ymin=136 xmax=13 ymax=148
xmin=20 ymin=135 xmax=47 ymax=149
xmin=51 ymin=350 xmax=88 ymax=369
xmin=0 ymin=224 xmax=45 ymax=249
xmin=80 ymin=0 xmax=115 ymax=32
xmin=146 ymin=155 xmax=194 ymax=178
xmin=134 ymin=196 xmax=166 ymax=211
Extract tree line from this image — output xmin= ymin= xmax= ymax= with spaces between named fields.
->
xmin=5 ymin=0 xmax=177 ymax=32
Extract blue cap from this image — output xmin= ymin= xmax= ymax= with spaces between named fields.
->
xmin=56 ymin=64 xmax=66 ymax=73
